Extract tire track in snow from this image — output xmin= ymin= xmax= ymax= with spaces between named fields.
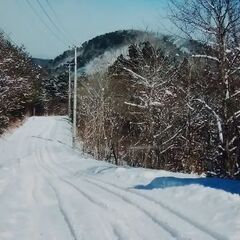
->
xmin=87 ymin=177 xmax=228 ymax=240
xmin=43 ymin=147 xmax=144 ymax=240
xmin=33 ymin=148 xmax=81 ymax=240
xmin=58 ymin=178 xmax=133 ymax=240
xmin=83 ymin=177 xmax=189 ymax=240
xmin=41 ymin=146 xmax=188 ymax=240
xmin=41 ymin=144 xmax=182 ymax=240
xmin=63 ymin=177 xmax=182 ymax=239
xmin=35 ymin=147 xmax=127 ymax=240
xmin=44 ymin=155 xmax=199 ymax=240
xmin=32 ymin=118 xmax=223 ymax=240
xmin=49 ymin=183 xmax=80 ymax=240
xmin=37 ymin=146 xmax=109 ymax=210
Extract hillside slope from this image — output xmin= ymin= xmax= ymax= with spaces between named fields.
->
xmin=50 ymin=30 xmax=205 ymax=76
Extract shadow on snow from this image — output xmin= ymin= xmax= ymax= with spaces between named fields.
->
xmin=134 ymin=177 xmax=240 ymax=195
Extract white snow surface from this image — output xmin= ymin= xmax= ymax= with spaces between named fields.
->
xmin=0 ymin=116 xmax=239 ymax=240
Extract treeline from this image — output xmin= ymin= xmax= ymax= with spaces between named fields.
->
xmin=76 ymin=0 xmax=240 ymax=179
xmin=0 ymin=32 xmax=44 ymax=133
xmin=41 ymin=70 xmax=69 ymax=115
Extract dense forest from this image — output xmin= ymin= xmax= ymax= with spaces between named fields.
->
xmin=0 ymin=32 xmax=45 ymax=133
xmin=76 ymin=0 xmax=240 ymax=179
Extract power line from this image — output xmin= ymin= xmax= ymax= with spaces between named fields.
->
xmin=45 ymin=0 xmax=63 ymax=26
xmin=25 ymin=0 xmax=68 ymax=47
xmin=35 ymin=0 xmax=71 ymax=44
xmin=45 ymin=0 xmax=75 ymax=44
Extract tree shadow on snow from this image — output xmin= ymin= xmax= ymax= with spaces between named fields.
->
xmin=135 ymin=177 xmax=240 ymax=195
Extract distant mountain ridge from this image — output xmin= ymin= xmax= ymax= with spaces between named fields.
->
xmin=41 ymin=29 xmax=206 ymax=75
xmin=31 ymin=58 xmax=52 ymax=68
xmin=57 ymin=30 xmax=205 ymax=75
xmin=51 ymin=30 xmax=153 ymax=71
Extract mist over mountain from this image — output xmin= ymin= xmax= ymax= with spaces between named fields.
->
xmin=47 ymin=29 xmax=205 ymax=76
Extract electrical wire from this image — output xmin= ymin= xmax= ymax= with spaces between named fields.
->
xmin=25 ymin=0 xmax=68 ymax=47
xmin=45 ymin=0 xmax=75 ymax=44
xmin=35 ymin=0 xmax=71 ymax=44
xmin=45 ymin=0 xmax=62 ymax=24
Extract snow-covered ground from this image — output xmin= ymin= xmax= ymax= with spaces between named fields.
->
xmin=0 ymin=116 xmax=239 ymax=240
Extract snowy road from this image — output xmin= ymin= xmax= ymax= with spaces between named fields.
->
xmin=0 ymin=116 xmax=239 ymax=240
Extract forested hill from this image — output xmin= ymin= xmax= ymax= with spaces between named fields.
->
xmin=51 ymin=30 xmax=149 ymax=70
xmin=50 ymin=29 xmax=205 ymax=75
xmin=40 ymin=29 xmax=208 ymax=138
xmin=41 ymin=29 xmax=206 ymax=116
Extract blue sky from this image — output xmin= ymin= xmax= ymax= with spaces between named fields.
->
xmin=0 ymin=0 xmax=173 ymax=58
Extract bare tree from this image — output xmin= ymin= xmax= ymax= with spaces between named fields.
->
xmin=170 ymin=0 xmax=240 ymax=178
xmin=108 ymin=42 xmax=189 ymax=169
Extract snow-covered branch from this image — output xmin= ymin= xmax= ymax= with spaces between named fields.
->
xmin=124 ymin=102 xmax=147 ymax=109
xmin=191 ymin=55 xmax=220 ymax=63
xmin=122 ymin=67 xmax=148 ymax=82
xmin=194 ymin=99 xmax=223 ymax=144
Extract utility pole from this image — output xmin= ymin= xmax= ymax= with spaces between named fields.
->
xmin=73 ymin=46 xmax=77 ymax=148
xmin=68 ymin=64 xmax=72 ymax=118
